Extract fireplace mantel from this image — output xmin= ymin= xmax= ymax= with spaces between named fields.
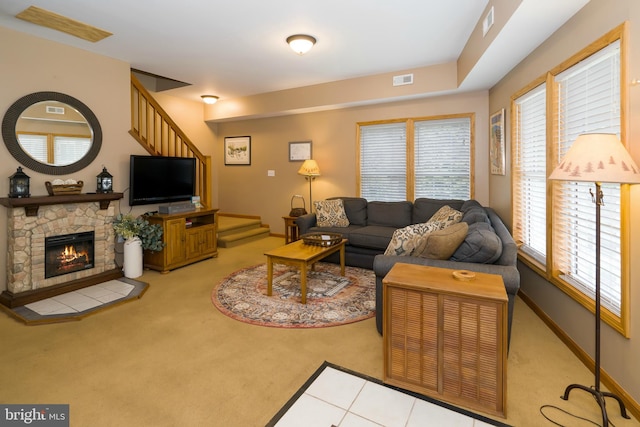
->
xmin=0 ymin=192 xmax=123 ymax=216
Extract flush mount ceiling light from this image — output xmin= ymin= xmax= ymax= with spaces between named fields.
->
xmin=201 ymin=95 xmax=219 ymax=104
xmin=286 ymin=34 xmax=316 ymax=55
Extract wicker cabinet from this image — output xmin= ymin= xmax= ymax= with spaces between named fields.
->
xmin=382 ymin=263 xmax=508 ymax=418
xmin=144 ymin=208 xmax=218 ymax=273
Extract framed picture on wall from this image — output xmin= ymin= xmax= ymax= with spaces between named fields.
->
xmin=289 ymin=141 xmax=312 ymax=161
xmin=490 ymin=109 xmax=505 ymax=175
xmin=224 ymin=136 xmax=251 ymax=165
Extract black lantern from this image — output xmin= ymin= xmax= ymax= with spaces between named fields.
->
xmin=96 ymin=167 xmax=113 ymax=193
xmin=9 ymin=167 xmax=30 ymax=198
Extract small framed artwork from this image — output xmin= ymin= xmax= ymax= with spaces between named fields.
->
xmin=224 ymin=136 xmax=251 ymax=165
xmin=289 ymin=141 xmax=312 ymax=162
xmin=490 ymin=109 xmax=506 ymax=175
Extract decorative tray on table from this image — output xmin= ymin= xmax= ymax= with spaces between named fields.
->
xmin=301 ymin=232 xmax=343 ymax=247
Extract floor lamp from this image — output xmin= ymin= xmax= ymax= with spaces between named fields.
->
xmin=298 ymin=159 xmax=321 ymax=211
xmin=549 ymin=133 xmax=640 ymax=426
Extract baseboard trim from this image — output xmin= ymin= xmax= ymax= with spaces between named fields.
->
xmin=518 ymin=290 xmax=640 ymax=420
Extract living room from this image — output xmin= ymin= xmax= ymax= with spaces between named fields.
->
xmin=1 ymin=0 xmax=639 ymax=425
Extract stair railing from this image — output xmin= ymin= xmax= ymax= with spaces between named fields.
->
xmin=129 ymin=72 xmax=211 ymax=208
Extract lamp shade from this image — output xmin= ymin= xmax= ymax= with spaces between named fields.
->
xmin=549 ymin=133 xmax=640 ymax=184
xmin=286 ymin=34 xmax=316 ymax=55
xmin=297 ymin=159 xmax=320 ymax=176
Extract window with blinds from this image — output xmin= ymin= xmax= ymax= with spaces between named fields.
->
xmin=54 ymin=136 xmax=91 ymax=166
xmin=17 ymin=134 xmax=48 ymax=163
xmin=414 ymin=117 xmax=471 ymax=199
xmin=513 ymin=84 xmax=547 ymax=264
xmin=554 ymin=40 xmax=622 ymax=316
xmin=359 ymin=122 xmax=407 ymax=201
xmin=511 ymin=26 xmax=628 ymax=332
xmin=358 ymin=115 xmax=472 ymax=201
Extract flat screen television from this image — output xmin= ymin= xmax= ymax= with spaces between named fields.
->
xmin=129 ymin=155 xmax=196 ymax=206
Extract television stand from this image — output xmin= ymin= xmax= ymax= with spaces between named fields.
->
xmin=143 ymin=208 xmax=219 ymax=273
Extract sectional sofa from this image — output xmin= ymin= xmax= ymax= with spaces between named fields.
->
xmin=295 ymin=197 xmax=520 ymax=343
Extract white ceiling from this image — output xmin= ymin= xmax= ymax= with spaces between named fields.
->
xmin=0 ymin=0 xmax=589 ymax=103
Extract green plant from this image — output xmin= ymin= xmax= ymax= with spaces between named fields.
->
xmin=113 ymin=214 xmax=165 ymax=252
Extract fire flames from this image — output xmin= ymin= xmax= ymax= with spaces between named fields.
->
xmin=55 ymin=244 xmax=89 ymax=270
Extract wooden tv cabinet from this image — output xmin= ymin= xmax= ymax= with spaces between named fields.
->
xmin=382 ymin=263 xmax=508 ymax=418
xmin=143 ymin=208 xmax=219 ymax=273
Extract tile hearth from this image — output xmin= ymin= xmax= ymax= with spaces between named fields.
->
xmin=2 ymin=278 xmax=148 ymax=324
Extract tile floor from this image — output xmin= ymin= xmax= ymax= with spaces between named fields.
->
xmin=24 ymin=280 xmax=134 ymax=315
xmin=272 ymin=365 xmax=505 ymax=427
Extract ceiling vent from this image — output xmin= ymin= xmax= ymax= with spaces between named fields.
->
xmin=393 ymin=73 xmax=413 ymax=86
xmin=46 ymin=106 xmax=65 ymax=115
xmin=483 ymin=6 xmax=495 ymax=37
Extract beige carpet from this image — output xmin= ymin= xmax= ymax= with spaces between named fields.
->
xmin=0 ymin=237 xmax=638 ymax=426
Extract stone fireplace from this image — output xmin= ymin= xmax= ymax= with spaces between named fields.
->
xmin=0 ymin=193 xmax=123 ymax=308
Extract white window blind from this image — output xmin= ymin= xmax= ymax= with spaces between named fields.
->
xmin=54 ymin=136 xmax=91 ymax=166
xmin=554 ymin=40 xmax=622 ymax=315
xmin=17 ymin=134 xmax=48 ymax=163
xmin=359 ymin=122 xmax=406 ymax=201
xmin=513 ymin=84 xmax=547 ymax=264
xmin=414 ymin=117 xmax=471 ymax=199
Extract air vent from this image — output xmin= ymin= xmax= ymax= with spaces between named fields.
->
xmin=393 ymin=73 xmax=413 ymax=86
xmin=46 ymin=106 xmax=65 ymax=114
xmin=483 ymin=6 xmax=494 ymax=37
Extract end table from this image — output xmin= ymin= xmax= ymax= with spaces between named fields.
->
xmin=283 ymin=216 xmax=300 ymax=243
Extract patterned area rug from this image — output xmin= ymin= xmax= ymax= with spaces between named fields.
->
xmin=212 ymin=262 xmax=376 ymax=328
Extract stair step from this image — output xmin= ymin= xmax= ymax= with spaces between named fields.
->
xmin=218 ymin=227 xmax=271 ymax=248
xmin=217 ymin=217 xmax=262 ymax=235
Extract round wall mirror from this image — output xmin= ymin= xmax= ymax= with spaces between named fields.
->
xmin=2 ymin=92 xmax=102 ymax=175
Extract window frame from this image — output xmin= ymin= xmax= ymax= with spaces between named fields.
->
xmin=357 ymin=113 xmax=475 ymax=201
xmin=510 ymin=23 xmax=630 ymax=336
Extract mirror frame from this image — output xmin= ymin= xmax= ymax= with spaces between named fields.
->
xmin=2 ymin=91 xmax=102 ymax=175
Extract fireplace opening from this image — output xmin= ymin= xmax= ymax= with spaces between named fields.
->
xmin=45 ymin=231 xmax=95 ymax=279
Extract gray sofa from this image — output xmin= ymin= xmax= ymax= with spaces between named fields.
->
xmin=296 ymin=197 xmax=520 ymax=343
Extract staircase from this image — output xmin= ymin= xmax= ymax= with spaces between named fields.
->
xmin=217 ymin=214 xmax=271 ymax=248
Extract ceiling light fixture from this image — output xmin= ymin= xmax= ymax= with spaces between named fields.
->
xmin=201 ymin=95 xmax=219 ymax=105
xmin=286 ymin=34 xmax=316 ymax=55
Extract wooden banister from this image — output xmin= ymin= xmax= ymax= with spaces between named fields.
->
xmin=129 ymin=72 xmax=211 ymax=209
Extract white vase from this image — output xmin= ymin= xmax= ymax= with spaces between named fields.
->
xmin=123 ymin=237 xmax=143 ymax=278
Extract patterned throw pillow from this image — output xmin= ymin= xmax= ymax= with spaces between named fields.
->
xmin=314 ymin=199 xmax=350 ymax=227
xmin=384 ymin=222 xmax=440 ymax=256
xmin=427 ymin=205 xmax=463 ymax=230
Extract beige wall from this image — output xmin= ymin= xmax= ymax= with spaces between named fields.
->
xmin=0 ymin=27 xmax=149 ymax=292
xmin=215 ymin=90 xmax=489 ymax=235
xmin=489 ymin=0 xmax=640 ymax=403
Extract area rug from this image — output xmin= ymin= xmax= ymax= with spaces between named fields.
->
xmin=211 ymin=262 xmax=376 ymax=328
xmin=266 ymin=361 xmax=512 ymax=427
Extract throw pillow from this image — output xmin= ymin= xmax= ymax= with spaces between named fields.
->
xmin=384 ymin=222 xmax=440 ymax=256
xmin=427 ymin=205 xmax=463 ymax=230
xmin=314 ymin=199 xmax=350 ymax=227
xmin=418 ymin=222 xmax=469 ymax=260
xmin=450 ymin=222 xmax=503 ymax=264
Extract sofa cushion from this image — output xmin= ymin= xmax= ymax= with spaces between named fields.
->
xmin=461 ymin=206 xmax=491 ymax=225
xmin=418 ymin=222 xmax=468 ymax=260
xmin=427 ymin=205 xmax=463 ymax=229
xmin=367 ymin=201 xmax=413 ymax=228
xmin=450 ymin=222 xmax=502 ymax=264
xmin=348 ymin=226 xmax=396 ymax=250
xmin=384 ymin=222 xmax=440 ymax=256
xmin=413 ymin=198 xmax=464 ymax=223
xmin=314 ymin=199 xmax=350 ymax=227
xmin=334 ymin=197 xmax=368 ymax=226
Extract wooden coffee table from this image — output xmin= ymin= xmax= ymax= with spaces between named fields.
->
xmin=264 ymin=239 xmax=347 ymax=303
